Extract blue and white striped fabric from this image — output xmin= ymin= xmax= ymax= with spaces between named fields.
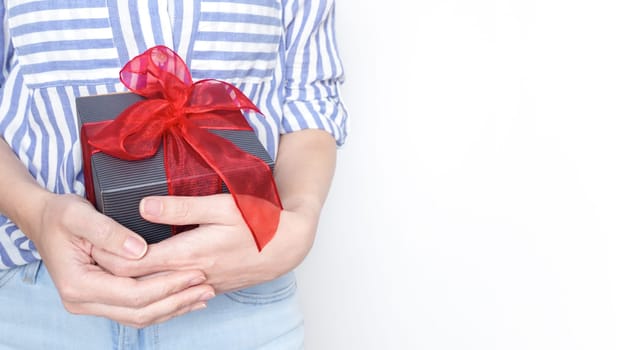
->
xmin=0 ymin=0 xmax=348 ymax=269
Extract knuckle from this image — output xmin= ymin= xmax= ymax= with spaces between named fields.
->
xmin=147 ymin=279 xmax=177 ymax=301
xmin=171 ymin=199 xmax=191 ymax=220
xmin=57 ymin=284 xmax=80 ymax=303
xmin=200 ymin=256 xmax=215 ymax=270
xmin=127 ymin=292 xmax=148 ymax=308
xmin=91 ymin=220 xmax=116 ymax=243
xmin=131 ymin=311 xmax=154 ymax=329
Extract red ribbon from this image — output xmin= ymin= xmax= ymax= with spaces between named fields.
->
xmin=81 ymin=45 xmax=282 ymax=251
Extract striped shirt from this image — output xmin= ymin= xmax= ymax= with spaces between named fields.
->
xmin=0 ymin=0 xmax=348 ymax=269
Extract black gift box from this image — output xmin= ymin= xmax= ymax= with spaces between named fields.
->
xmin=76 ymin=93 xmax=274 ymax=244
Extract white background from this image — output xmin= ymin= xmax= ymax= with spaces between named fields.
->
xmin=297 ymin=0 xmax=622 ymax=349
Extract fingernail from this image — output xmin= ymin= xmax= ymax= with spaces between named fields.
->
xmin=141 ymin=198 xmax=162 ymax=217
xmin=123 ymin=236 xmax=147 ymax=258
xmin=191 ymin=302 xmax=207 ymax=312
xmin=199 ymin=291 xmax=215 ymax=302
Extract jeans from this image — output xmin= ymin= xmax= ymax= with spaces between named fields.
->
xmin=0 ymin=261 xmax=304 ymax=350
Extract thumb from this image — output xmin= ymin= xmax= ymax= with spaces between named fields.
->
xmin=74 ymin=202 xmax=147 ymax=259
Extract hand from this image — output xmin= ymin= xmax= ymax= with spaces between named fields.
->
xmin=25 ymin=193 xmax=215 ymax=328
xmin=92 ymin=194 xmax=317 ymax=294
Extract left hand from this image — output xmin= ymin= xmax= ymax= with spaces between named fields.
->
xmin=92 ymin=194 xmax=317 ymax=294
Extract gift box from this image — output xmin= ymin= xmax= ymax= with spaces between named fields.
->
xmin=77 ymin=92 xmax=275 ymax=244
xmin=76 ymin=46 xmax=281 ymax=249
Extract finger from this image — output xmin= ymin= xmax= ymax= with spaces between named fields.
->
xmin=92 ymin=245 xmax=173 ymax=277
xmin=140 ymin=194 xmax=239 ymax=226
xmin=66 ymin=283 xmax=214 ymax=329
xmin=67 ymin=200 xmax=147 ymax=259
xmin=91 ymin=228 xmax=214 ymax=277
xmin=60 ymin=268 xmax=212 ymax=308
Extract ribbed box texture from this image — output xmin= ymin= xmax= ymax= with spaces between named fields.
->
xmin=76 ymin=93 xmax=274 ymax=244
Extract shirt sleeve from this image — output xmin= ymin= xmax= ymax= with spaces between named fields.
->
xmin=280 ymin=0 xmax=349 ymax=146
xmin=0 ymin=2 xmax=13 ymax=88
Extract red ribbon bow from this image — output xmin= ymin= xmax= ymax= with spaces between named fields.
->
xmin=82 ymin=45 xmax=282 ymax=251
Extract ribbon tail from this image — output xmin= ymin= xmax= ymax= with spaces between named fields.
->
xmin=178 ymin=126 xmax=282 ymax=251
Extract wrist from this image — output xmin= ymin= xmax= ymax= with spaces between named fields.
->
xmin=258 ymin=206 xmax=319 ymax=280
xmin=281 ymin=196 xmax=323 ymax=224
xmin=13 ymin=188 xmax=56 ymax=243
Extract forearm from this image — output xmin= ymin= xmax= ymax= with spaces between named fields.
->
xmin=0 ymin=137 xmax=52 ymax=239
xmin=273 ymin=129 xmax=336 ymax=222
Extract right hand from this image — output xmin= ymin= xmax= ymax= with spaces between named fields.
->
xmin=24 ymin=193 xmax=214 ymax=328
